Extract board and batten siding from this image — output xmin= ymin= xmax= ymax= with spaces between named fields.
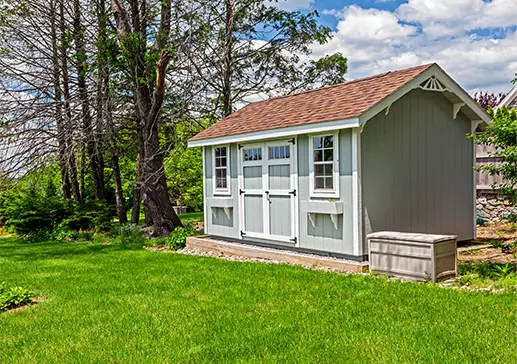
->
xmin=204 ymin=145 xmax=240 ymax=238
xmin=204 ymin=130 xmax=356 ymax=256
xmin=361 ymin=88 xmax=474 ymax=242
xmin=297 ymin=130 xmax=355 ymax=255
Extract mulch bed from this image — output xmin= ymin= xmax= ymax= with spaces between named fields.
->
xmin=3 ymin=297 xmax=44 ymax=313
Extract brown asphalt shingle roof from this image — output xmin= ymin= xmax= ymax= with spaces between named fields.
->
xmin=190 ymin=63 xmax=435 ymax=142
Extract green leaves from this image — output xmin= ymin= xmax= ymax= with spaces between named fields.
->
xmin=167 ymin=223 xmax=198 ymax=250
xmin=475 ymin=106 xmax=517 ymax=206
xmin=0 ymin=282 xmax=33 ymax=312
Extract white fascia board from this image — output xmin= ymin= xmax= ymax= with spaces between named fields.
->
xmin=187 ymin=117 xmax=360 ymax=148
xmin=432 ymin=66 xmax=492 ymax=124
xmin=496 ymin=85 xmax=517 ymax=110
xmin=359 ymin=64 xmax=492 ymax=126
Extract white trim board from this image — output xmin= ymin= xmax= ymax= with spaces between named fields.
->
xmin=188 ymin=118 xmax=360 ymax=148
xmin=351 ymin=128 xmax=362 ymax=256
xmin=497 ymin=84 xmax=517 ymax=110
xmin=212 ymin=145 xmax=231 ymax=196
xmin=308 ymin=131 xmax=340 ymax=199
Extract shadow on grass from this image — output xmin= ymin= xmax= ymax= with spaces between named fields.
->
xmin=0 ymin=237 xmax=146 ymax=262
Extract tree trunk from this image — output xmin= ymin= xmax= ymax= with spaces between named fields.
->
xmin=59 ymin=0 xmax=81 ymax=202
xmin=130 ymin=123 xmax=143 ymax=224
xmin=50 ymin=0 xmax=72 ymax=199
xmin=112 ymin=0 xmax=182 ymax=236
xmin=73 ymin=0 xmax=105 ymax=200
xmin=221 ymin=0 xmax=235 ymax=117
xmin=96 ymin=0 xmax=126 ymax=223
xmin=103 ymin=57 xmax=127 ymax=223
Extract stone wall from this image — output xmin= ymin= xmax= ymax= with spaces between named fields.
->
xmin=476 ymin=196 xmax=517 ymax=224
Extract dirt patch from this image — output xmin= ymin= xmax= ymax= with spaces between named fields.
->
xmin=459 ymin=247 xmax=516 ymax=264
xmin=192 ymin=222 xmax=204 ymax=233
xmin=3 ymin=297 xmax=44 ymax=313
xmin=457 ymin=223 xmax=517 ymax=264
xmin=476 ymin=222 xmax=517 ymax=245
xmin=144 ymin=244 xmax=170 ymax=252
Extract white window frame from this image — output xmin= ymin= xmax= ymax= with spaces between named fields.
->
xmin=212 ymin=144 xmax=231 ymax=196
xmin=309 ymin=132 xmax=339 ymax=198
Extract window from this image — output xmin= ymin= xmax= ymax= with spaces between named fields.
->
xmin=268 ymin=145 xmax=290 ymax=160
xmin=214 ymin=146 xmax=230 ymax=194
xmin=243 ymin=148 xmax=262 ymax=161
xmin=310 ymin=133 xmax=339 ymax=197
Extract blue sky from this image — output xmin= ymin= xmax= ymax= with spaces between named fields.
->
xmin=273 ymin=0 xmax=517 ymax=94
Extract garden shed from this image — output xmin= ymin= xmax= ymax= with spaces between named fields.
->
xmin=188 ymin=63 xmax=491 ymax=261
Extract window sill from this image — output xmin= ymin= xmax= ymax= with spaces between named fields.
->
xmin=309 ymin=191 xmax=340 ymax=199
xmin=213 ymin=190 xmax=231 ymax=197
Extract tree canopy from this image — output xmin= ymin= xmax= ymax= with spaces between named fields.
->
xmin=0 ymin=0 xmax=347 ymax=237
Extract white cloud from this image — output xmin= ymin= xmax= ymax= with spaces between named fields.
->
xmin=269 ymin=0 xmax=314 ymax=11
xmin=336 ymin=6 xmax=417 ymax=44
xmin=397 ymin=0 xmax=517 ymax=39
xmin=311 ymin=3 xmax=517 ymax=94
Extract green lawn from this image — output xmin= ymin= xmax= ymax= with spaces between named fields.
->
xmin=0 ymin=237 xmax=515 ymax=363
xmin=178 ymin=211 xmax=204 ymax=224
xmin=136 ymin=211 xmax=204 ymax=226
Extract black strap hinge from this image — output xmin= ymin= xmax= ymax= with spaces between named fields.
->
xmin=288 ymin=138 xmax=296 ymax=145
xmin=239 ymin=189 xmax=245 ymax=195
xmin=240 ymin=230 xmax=246 ymax=237
xmin=238 ymin=144 xmax=244 ymax=150
xmin=289 ymin=189 xmax=296 ymax=196
xmin=290 ymin=237 xmax=297 ymax=244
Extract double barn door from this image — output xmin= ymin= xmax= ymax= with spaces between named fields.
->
xmin=238 ymin=140 xmax=297 ymax=243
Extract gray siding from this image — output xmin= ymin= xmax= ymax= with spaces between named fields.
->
xmin=297 ymin=130 xmax=355 ymax=255
xmin=361 ymin=89 xmax=474 ymax=242
xmin=204 ymin=145 xmax=240 ymax=238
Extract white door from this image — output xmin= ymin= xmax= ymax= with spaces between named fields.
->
xmin=239 ymin=139 xmax=297 ymax=243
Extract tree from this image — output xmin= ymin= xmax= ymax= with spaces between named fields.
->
xmin=111 ymin=0 xmax=182 ymax=235
xmin=73 ymin=0 xmax=106 ymax=200
xmin=473 ymin=92 xmax=506 ymax=111
xmin=180 ymin=0 xmax=347 ymax=120
xmin=474 ymin=106 xmax=517 ymax=206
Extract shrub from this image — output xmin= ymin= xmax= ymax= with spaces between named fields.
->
xmin=62 ymin=200 xmax=114 ymax=232
xmin=0 ymin=282 xmax=33 ymax=311
xmin=117 ymin=223 xmax=146 ymax=245
xmin=1 ymin=184 xmax=114 ymax=242
xmin=1 ymin=186 xmax=72 ymax=242
xmin=167 ymin=223 xmax=198 ymax=250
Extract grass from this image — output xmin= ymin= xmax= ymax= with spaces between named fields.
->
xmin=136 ymin=211 xmax=204 ymax=226
xmin=0 ymin=237 xmax=516 ymax=363
xmin=178 ymin=211 xmax=204 ymax=224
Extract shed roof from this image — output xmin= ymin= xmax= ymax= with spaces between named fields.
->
xmin=498 ymin=84 xmax=517 ymax=110
xmin=189 ymin=63 xmax=491 ymax=146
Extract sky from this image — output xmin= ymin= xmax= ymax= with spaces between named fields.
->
xmin=272 ymin=0 xmax=517 ymax=95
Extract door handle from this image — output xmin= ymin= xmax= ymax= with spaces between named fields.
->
xmin=265 ymin=191 xmax=271 ymax=204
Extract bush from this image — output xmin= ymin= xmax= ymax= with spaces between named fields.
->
xmin=0 ymin=282 xmax=33 ymax=311
xmin=167 ymin=223 xmax=198 ymax=250
xmin=1 ymin=186 xmax=73 ymax=242
xmin=62 ymin=200 xmax=114 ymax=232
xmin=1 ymin=182 xmax=115 ymax=242
xmin=117 ymin=223 xmax=146 ymax=245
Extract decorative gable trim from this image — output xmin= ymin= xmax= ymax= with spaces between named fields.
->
xmin=360 ymin=64 xmax=492 ymax=126
xmin=418 ymin=75 xmax=449 ymax=92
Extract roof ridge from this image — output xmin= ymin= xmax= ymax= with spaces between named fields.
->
xmin=255 ymin=63 xmax=435 ymax=104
